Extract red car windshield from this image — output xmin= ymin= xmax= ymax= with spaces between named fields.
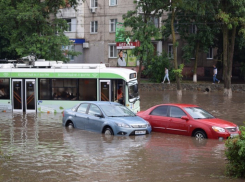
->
xmin=184 ymin=107 xmax=215 ymax=119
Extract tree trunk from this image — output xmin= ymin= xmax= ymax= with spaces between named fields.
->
xmin=224 ymin=26 xmax=236 ymax=97
xmin=223 ymin=25 xmax=228 ymax=95
xmin=171 ymin=7 xmax=182 ymax=95
xmin=193 ymin=42 xmax=199 ymax=83
xmin=137 ymin=59 xmax=143 ymax=87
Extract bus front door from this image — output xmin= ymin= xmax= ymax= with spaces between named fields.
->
xmin=12 ymin=79 xmax=23 ymax=112
xmin=25 ymin=79 xmax=36 ymax=112
xmin=100 ymin=80 xmax=111 ymax=101
xmin=12 ymin=79 xmax=36 ymax=112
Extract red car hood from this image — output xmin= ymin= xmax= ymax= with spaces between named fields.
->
xmin=197 ymin=118 xmax=237 ymax=128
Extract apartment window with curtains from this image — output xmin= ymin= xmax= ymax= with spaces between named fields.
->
xmin=109 ymin=44 xmax=117 ymax=58
xmin=110 ymin=19 xmax=117 ymax=32
xmin=90 ymin=21 xmax=98 ymax=33
xmin=109 ymin=0 xmax=117 ymax=6
xmin=168 ymin=44 xmax=177 ymax=59
xmin=65 ymin=19 xmax=76 ymax=32
xmin=207 ymin=48 xmax=213 ymax=59
xmin=91 ymin=0 xmax=98 ymax=7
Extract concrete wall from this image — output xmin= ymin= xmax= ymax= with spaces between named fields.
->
xmin=139 ymin=83 xmax=245 ymax=93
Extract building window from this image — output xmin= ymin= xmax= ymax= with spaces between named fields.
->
xmin=65 ymin=19 xmax=76 ymax=32
xmin=109 ymin=0 xmax=117 ymax=6
xmin=110 ymin=19 xmax=117 ymax=32
xmin=168 ymin=6 xmax=172 ymax=12
xmin=109 ymin=44 xmax=117 ymax=58
xmin=62 ymin=45 xmax=75 ymax=61
xmin=150 ymin=17 xmax=159 ymax=28
xmin=91 ymin=21 xmax=98 ymax=33
xmin=168 ymin=44 xmax=174 ymax=59
xmin=91 ymin=0 xmax=98 ymax=7
xmin=174 ymin=20 xmax=178 ymax=33
xmin=207 ymin=48 xmax=213 ymax=59
xmin=190 ymin=24 xmax=197 ymax=34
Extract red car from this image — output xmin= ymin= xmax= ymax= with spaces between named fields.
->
xmin=137 ymin=104 xmax=240 ymax=140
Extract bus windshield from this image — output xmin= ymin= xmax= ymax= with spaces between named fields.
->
xmin=128 ymin=84 xmax=138 ymax=99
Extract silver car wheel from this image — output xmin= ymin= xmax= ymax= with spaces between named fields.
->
xmin=67 ymin=122 xmax=74 ymax=129
xmin=104 ymin=128 xmax=113 ymax=135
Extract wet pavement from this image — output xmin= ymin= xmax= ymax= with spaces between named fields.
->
xmin=0 ymin=90 xmax=245 ymax=182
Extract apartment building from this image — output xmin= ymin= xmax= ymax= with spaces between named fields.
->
xmin=56 ymin=0 xmax=85 ymax=63
xmin=56 ymin=1 xmax=216 ymax=77
xmin=57 ymin=0 xmax=163 ymax=66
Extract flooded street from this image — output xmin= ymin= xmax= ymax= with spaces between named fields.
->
xmin=0 ymin=90 xmax=245 ymax=182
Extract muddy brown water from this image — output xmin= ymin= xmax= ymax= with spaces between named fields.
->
xmin=0 ymin=90 xmax=245 ymax=182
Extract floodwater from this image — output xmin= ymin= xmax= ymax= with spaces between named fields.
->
xmin=0 ymin=90 xmax=245 ymax=182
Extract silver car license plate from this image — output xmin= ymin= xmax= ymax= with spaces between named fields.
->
xmin=135 ymin=131 xmax=146 ymax=135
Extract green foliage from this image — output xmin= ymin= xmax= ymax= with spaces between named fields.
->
xmin=172 ymin=63 xmax=184 ymax=80
xmin=176 ymin=0 xmax=219 ymax=63
xmin=0 ymin=0 xmax=80 ymax=61
xmin=123 ymin=0 xmax=166 ymax=73
xmin=225 ymin=125 xmax=245 ymax=178
xmin=143 ymin=52 xmax=175 ymax=82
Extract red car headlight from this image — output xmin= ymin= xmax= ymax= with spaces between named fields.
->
xmin=212 ymin=126 xmax=226 ymax=133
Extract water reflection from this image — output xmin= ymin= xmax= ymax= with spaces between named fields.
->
xmin=0 ymin=90 xmax=245 ymax=181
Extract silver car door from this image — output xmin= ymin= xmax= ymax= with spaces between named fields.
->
xmin=87 ymin=104 xmax=104 ymax=132
xmin=74 ymin=103 xmax=89 ymax=129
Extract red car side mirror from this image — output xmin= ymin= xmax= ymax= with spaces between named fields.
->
xmin=181 ymin=116 xmax=189 ymax=120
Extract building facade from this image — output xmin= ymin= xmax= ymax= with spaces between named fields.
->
xmin=57 ymin=0 xmax=85 ymax=63
xmin=57 ymin=1 xmax=217 ymax=77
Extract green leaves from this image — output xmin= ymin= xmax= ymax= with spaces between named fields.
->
xmin=143 ymin=52 xmax=175 ymax=82
xmin=225 ymin=125 xmax=245 ymax=178
xmin=0 ymin=0 xmax=79 ymax=61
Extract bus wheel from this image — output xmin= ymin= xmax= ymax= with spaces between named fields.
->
xmin=104 ymin=127 xmax=114 ymax=135
xmin=67 ymin=122 xmax=74 ymax=129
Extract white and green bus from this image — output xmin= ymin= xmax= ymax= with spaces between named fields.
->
xmin=0 ymin=61 xmax=140 ymax=113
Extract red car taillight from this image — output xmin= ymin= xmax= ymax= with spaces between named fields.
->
xmin=62 ymin=111 xmax=64 ymax=117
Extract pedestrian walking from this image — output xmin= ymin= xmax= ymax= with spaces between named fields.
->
xmin=212 ymin=65 xmax=220 ymax=84
xmin=162 ymin=68 xmax=170 ymax=84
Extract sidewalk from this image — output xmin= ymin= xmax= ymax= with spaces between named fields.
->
xmin=141 ymin=76 xmax=245 ymax=84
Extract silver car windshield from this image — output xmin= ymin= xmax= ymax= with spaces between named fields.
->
xmin=184 ymin=107 xmax=215 ymax=119
xmin=100 ymin=105 xmax=136 ymax=117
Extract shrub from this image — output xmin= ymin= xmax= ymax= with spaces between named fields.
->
xmin=142 ymin=52 xmax=175 ymax=83
xmin=225 ymin=125 xmax=245 ymax=178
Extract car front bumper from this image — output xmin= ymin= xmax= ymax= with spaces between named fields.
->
xmin=114 ymin=126 xmax=152 ymax=136
xmin=212 ymin=131 xmax=241 ymax=139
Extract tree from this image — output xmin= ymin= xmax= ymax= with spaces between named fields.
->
xmin=123 ymin=0 xmax=164 ymax=85
xmin=176 ymin=0 xmax=219 ymax=82
xmin=0 ymin=0 xmax=80 ymax=61
xmin=217 ymin=0 xmax=245 ymax=97
xmin=162 ymin=0 xmax=186 ymax=95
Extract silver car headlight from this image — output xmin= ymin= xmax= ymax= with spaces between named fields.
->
xmin=115 ymin=122 xmax=130 ymax=128
xmin=237 ymin=126 xmax=240 ymax=131
xmin=212 ymin=126 xmax=225 ymax=133
xmin=145 ymin=121 xmax=151 ymax=127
